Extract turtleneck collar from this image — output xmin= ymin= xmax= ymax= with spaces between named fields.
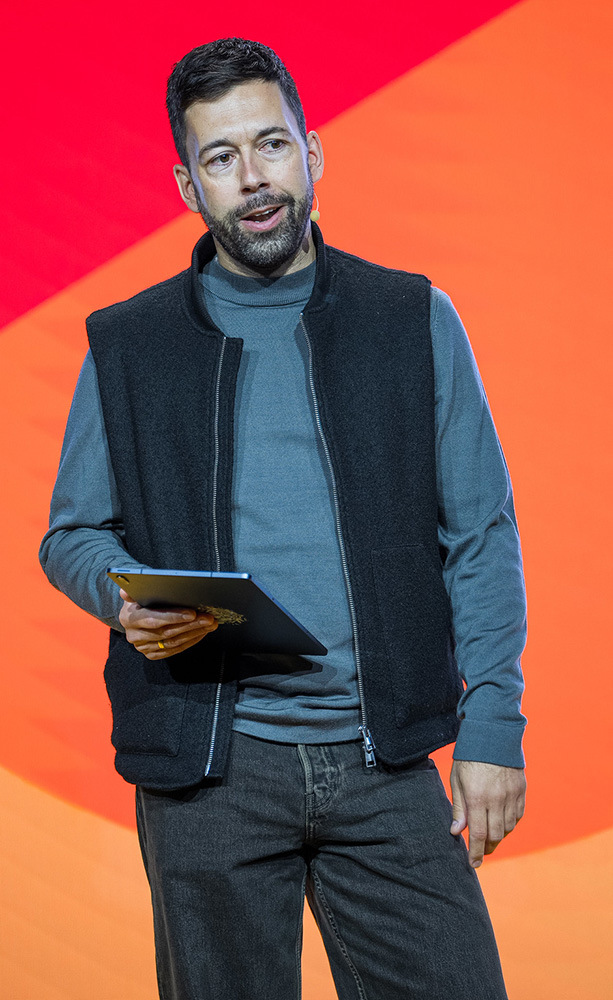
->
xmin=200 ymin=254 xmax=316 ymax=308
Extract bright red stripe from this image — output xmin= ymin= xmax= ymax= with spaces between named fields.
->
xmin=1 ymin=1 xmax=520 ymax=327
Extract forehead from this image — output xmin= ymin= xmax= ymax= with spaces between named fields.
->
xmin=184 ymin=80 xmax=300 ymax=151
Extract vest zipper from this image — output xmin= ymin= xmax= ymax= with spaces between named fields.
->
xmin=211 ymin=335 xmax=227 ymax=572
xmin=299 ymin=315 xmax=377 ymax=768
xmin=204 ymin=653 xmax=225 ymax=777
xmin=205 ymin=335 xmax=228 ymax=776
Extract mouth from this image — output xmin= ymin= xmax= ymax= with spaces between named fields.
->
xmin=239 ymin=204 xmax=286 ymax=232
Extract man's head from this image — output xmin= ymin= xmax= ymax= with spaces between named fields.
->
xmin=167 ymin=38 xmax=307 ymax=168
xmin=167 ymin=39 xmax=323 ymax=277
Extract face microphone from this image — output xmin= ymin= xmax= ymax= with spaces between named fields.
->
xmin=310 ymin=192 xmax=320 ymax=223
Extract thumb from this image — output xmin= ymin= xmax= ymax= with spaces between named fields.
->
xmin=450 ymin=767 xmax=467 ymax=836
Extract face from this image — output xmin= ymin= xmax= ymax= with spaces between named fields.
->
xmin=173 ymin=80 xmax=324 ymax=276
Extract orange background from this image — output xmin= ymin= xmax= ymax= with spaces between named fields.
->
xmin=1 ymin=1 xmax=612 ymax=997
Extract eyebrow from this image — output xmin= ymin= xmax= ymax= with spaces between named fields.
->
xmin=198 ymin=126 xmax=293 ymax=161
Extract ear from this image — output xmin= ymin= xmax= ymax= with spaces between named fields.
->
xmin=173 ymin=164 xmax=202 ymax=214
xmin=306 ymin=131 xmax=324 ymax=184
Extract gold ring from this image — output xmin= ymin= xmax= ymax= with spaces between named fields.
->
xmin=157 ymin=641 xmax=165 ymax=650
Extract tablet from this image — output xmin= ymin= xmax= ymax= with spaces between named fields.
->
xmin=107 ymin=568 xmax=327 ymax=656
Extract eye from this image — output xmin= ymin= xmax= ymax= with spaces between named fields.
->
xmin=262 ymin=139 xmax=286 ymax=151
xmin=209 ymin=152 xmax=233 ymax=167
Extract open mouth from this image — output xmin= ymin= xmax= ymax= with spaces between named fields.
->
xmin=240 ymin=205 xmax=285 ymax=231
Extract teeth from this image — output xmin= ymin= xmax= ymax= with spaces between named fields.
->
xmin=247 ymin=207 xmax=276 ymax=220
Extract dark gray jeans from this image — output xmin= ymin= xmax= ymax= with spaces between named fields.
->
xmin=136 ymin=732 xmax=507 ymax=1000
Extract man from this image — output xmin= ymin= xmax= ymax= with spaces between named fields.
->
xmin=40 ymin=37 xmax=527 ymax=1000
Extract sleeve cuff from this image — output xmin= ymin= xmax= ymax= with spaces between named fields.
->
xmin=453 ymin=718 xmax=526 ymax=768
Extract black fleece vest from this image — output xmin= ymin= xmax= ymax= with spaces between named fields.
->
xmin=87 ymin=226 xmax=461 ymax=789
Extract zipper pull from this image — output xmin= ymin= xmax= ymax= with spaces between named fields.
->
xmin=358 ymin=725 xmax=377 ymax=768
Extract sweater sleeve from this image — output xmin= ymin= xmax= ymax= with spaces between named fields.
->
xmin=431 ymin=288 xmax=527 ymax=768
xmin=39 ymin=350 xmax=144 ymax=631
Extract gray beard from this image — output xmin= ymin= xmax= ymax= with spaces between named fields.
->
xmin=195 ymin=184 xmax=313 ymax=274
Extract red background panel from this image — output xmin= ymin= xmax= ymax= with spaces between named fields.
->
xmin=0 ymin=0 xmax=520 ymax=326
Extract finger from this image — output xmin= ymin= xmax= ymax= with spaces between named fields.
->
xmin=484 ymin=807 xmax=506 ymax=855
xmin=449 ymin=768 xmax=468 ymax=836
xmin=144 ymin=629 xmax=216 ymax=659
xmin=140 ymin=619 xmax=219 ymax=659
xmin=120 ymin=596 xmax=198 ymax=629
xmin=467 ymin=805 xmax=488 ymax=868
xmin=136 ymin=609 xmax=199 ymax=629
xmin=503 ymin=799 xmax=519 ymax=836
xmin=151 ymin=615 xmax=218 ymax=641
xmin=129 ymin=615 xmax=217 ymax=646
xmin=154 ymin=618 xmax=219 ymax=648
xmin=503 ymin=785 xmax=526 ymax=833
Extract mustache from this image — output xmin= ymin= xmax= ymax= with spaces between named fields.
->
xmin=231 ymin=192 xmax=293 ymax=222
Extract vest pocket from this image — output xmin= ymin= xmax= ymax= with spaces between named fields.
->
xmin=371 ymin=543 xmax=460 ymax=728
xmin=104 ymin=634 xmax=188 ymax=757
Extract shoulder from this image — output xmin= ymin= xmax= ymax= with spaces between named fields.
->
xmin=86 ymin=269 xmax=189 ymax=333
xmin=429 ymin=287 xmax=484 ymax=394
xmin=429 ymin=287 xmax=472 ymax=353
xmin=325 ymin=243 xmax=430 ymax=296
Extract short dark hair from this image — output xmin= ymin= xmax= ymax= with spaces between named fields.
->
xmin=166 ymin=38 xmax=307 ymax=166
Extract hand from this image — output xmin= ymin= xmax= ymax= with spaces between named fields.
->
xmin=118 ymin=588 xmax=219 ymax=659
xmin=450 ymin=759 xmax=526 ymax=868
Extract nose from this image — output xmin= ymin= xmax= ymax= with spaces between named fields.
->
xmin=239 ymin=153 xmax=269 ymax=195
